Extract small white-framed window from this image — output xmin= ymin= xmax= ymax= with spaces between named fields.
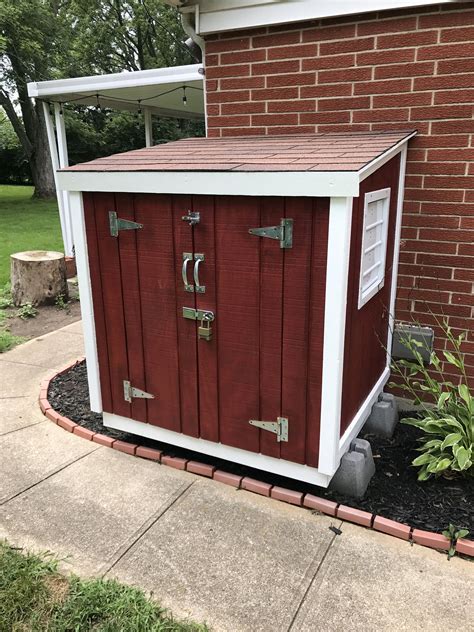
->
xmin=358 ymin=187 xmax=391 ymax=309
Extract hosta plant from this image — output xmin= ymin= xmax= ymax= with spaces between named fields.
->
xmin=390 ymin=320 xmax=474 ymax=481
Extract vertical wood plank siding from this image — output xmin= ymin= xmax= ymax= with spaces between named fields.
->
xmin=341 ymin=155 xmax=401 ymax=434
xmin=85 ymin=193 xmax=329 ymax=466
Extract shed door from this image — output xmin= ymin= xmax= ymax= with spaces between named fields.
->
xmin=84 ymin=192 xmax=328 ymax=467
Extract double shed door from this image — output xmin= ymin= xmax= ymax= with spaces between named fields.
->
xmin=84 ymin=192 xmax=329 ymax=467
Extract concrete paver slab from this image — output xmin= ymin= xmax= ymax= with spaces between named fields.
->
xmin=60 ymin=320 xmax=83 ymax=335
xmin=0 ymin=396 xmax=45 ymax=435
xmin=0 ymin=447 xmax=196 ymax=576
xmin=0 ymin=421 xmax=96 ymax=503
xmin=0 ymin=329 xmax=84 ymax=370
xmin=0 ymin=360 xmax=48 ymax=398
xmin=291 ymin=522 xmax=474 ymax=632
xmin=110 ymin=477 xmax=337 ymax=632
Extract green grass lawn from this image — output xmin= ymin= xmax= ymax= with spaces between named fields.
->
xmin=0 ymin=185 xmax=63 ymax=287
xmin=0 ymin=541 xmax=207 ymax=631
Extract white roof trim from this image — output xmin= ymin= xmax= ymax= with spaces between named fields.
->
xmin=58 ymin=170 xmax=361 ymax=197
xmin=27 ymin=64 xmax=205 ymax=119
xmin=186 ymin=0 xmax=455 ymax=35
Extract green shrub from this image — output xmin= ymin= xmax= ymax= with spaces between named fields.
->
xmin=391 ymin=320 xmax=473 ymax=481
xmin=17 ymin=303 xmax=38 ymax=319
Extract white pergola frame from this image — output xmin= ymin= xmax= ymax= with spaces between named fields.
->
xmin=28 ymin=64 xmax=204 ymax=257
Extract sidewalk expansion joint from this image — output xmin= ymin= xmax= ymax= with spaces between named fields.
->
xmin=286 ymin=524 xmax=341 ymax=632
xmin=0 ymin=446 xmax=101 ymax=506
xmin=100 ymin=480 xmax=197 ymax=578
xmin=0 ymin=420 xmax=45 ymax=438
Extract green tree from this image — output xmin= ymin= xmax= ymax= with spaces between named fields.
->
xmin=0 ymin=0 xmax=69 ymax=197
xmin=0 ymin=111 xmax=31 ymax=184
xmin=68 ymin=0 xmax=197 ymax=74
xmin=0 ymin=0 xmax=198 ymax=197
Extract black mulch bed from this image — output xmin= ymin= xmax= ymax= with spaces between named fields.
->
xmin=48 ymin=360 xmax=473 ymax=535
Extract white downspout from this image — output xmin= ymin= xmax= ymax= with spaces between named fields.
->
xmin=180 ymin=4 xmax=208 ymax=135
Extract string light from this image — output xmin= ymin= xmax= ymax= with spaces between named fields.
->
xmin=137 ymin=99 xmax=142 ymax=114
xmin=39 ymin=85 xmax=203 ymax=111
xmin=182 ymin=86 xmax=187 ymax=106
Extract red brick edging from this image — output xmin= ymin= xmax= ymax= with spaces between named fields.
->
xmin=39 ymin=359 xmax=473 ymax=559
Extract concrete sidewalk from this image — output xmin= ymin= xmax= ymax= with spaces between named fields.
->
xmin=1 ymin=322 xmax=472 ymax=632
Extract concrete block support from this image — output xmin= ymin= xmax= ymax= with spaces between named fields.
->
xmin=364 ymin=392 xmax=399 ymax=438
xmin=329 ymin=438 xmax=375 ymax=499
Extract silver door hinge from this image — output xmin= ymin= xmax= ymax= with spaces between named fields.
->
xmin=249 ymin=218 xmax=293 ymax=249
xmin=249 ymin=416 xmax=289 ymax=442
xmin=123 ymin=380 xmax=155 ymax=403
xmin=109 ymin=211 xmax=143 ymax=237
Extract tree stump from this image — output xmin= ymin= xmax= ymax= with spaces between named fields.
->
xmin=10 ymin=251 xmax=69 ymax=306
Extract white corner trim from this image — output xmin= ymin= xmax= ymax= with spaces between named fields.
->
xmin=318 ymin=196 xmax=353 ymax=477
xmin=57 ymin=170 xmax=360 ymax=198
xmin=386 ymin=143 xmax=408 ymax=367
xmin=358 ymin=132 xmax=416 ymax=183
xmin=103 ymin=412 xmax=332 ymax=487
xmin=69 ymin=192 xmax=102 ymax=413
xmin=339 ymin=367 xmax=390 ymax=457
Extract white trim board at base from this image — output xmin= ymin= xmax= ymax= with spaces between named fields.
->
xmin=103 ymin=412 xmax=332 ymax=488
xmin=339 ymin=367 xmax=390 ymax=458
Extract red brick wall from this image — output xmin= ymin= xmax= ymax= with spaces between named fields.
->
xmin=204 ymin=3 xmax=474 ymax=382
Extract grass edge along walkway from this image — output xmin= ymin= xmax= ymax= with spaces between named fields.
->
xmin=0 ymin=541 xmax=208 ymax=632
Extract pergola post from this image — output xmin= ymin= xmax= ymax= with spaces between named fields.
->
xmin=54 ymin=102 xmax=74 ymax=257
xmin=42 ymin=101 xmax=74 ymax=257
xmin=144 ymin=107 xmax=153 ymax=147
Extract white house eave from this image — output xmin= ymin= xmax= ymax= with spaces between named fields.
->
xmin=183 ymin=0 xmax=455 ymax=35
xmin=57 ymin=169 xmax=361 ymax=197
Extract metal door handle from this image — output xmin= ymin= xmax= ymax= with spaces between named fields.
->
xmin=182 ymin=253 xmax=193 ymax=292
xmin=193 ymin=254 xmax=205 ymax=294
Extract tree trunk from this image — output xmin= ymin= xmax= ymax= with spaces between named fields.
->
xmin=11 ymin=250 xmax=68 ymax=306
xmin=30 ymin=102 xmax=56 ymax=199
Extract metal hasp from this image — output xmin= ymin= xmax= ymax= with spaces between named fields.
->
xmin=182 ymin=307 xmax=215 ymax=322
xmin=249 ymin=218 xmax=293 ymax=249
xmin=109 ymin=211 xmax=143 ymax=237
xmin=182 ymin=307 xmax=215 ymax=341
xmin=123 ymin=380 xmax=155 ymax=403
xmin=249 ymin=417 xmax=289 ymax=442
xmin=182 ymin=211 xmax=200 ymax=226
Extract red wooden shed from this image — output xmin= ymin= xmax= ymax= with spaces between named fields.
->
xmin=59 ymin=129 xmax=414 ymax=486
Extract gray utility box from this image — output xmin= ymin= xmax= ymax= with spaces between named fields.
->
xmin=391 ymin=324 xmax=434 ymax=363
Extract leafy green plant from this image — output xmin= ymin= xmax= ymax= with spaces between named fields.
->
xmin=55 ymin=293 xmax=68 ymax=310
xmin=391 ymin=319 xmax=473 ymax=481
xmin=442 ymin=524 xmax=469 ymax=559
xmin=16 ymin=303 xmax=38 ymax=320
